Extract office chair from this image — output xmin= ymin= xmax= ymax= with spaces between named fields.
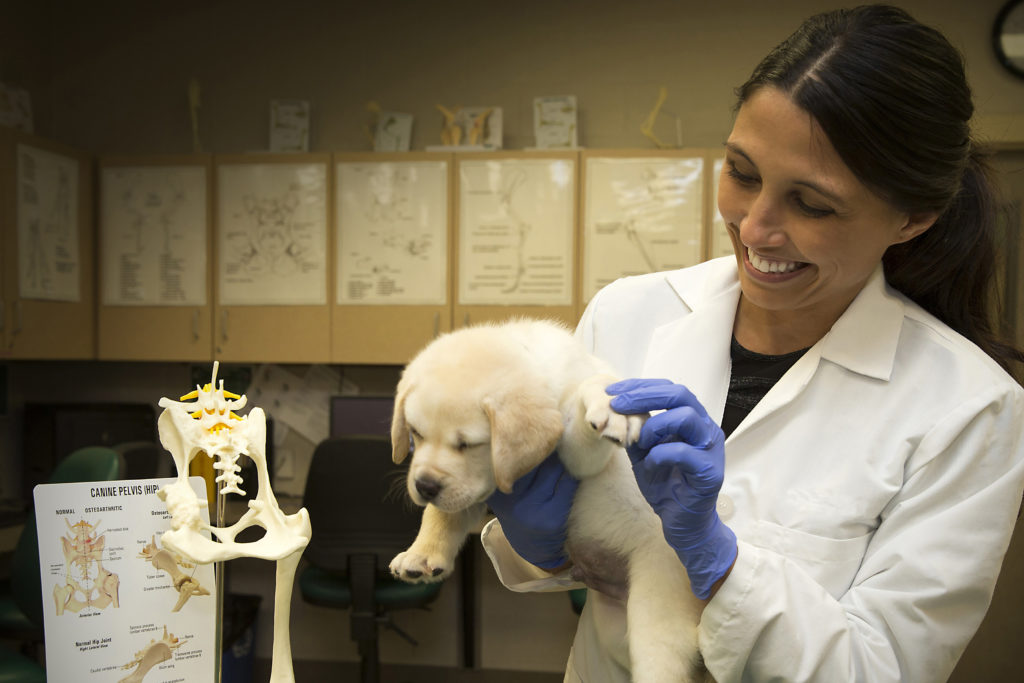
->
xmin=113 ymin=440 xmax=167 ymax=480
xmin=0 ymin=643 xmax=44 ymax=683
xmin=298 ymin=436 xmax=443 ymax=683
xmin=0 ymin=445 xmax=123 ymax=675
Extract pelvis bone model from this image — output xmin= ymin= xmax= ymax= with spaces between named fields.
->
xmin=156 ymin=361 xmax=311 ymax=683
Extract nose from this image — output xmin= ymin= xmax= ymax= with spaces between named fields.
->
xmin=415 ymin=478 xmax=442 ymax=501
xmin=738 ymin=193 xmax=787 ymax=250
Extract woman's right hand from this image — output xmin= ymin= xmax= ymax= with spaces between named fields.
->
xmin=486 ymin=451 xmax=578 ymax=570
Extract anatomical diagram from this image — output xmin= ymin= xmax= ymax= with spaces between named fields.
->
xmin=53 ymin=518 xmax=120 ymax=615
xmin=138 ymin=535 xmax=210 ymax=612
xmin=118 ymin=625 xmax=185 ymax=683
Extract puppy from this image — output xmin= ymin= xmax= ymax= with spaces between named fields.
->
xmin=389 ymin=318 xmax=707 ymax=683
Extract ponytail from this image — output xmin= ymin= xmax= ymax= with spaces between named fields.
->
xmin=883 ymin=147 xmax=1024 ymax=380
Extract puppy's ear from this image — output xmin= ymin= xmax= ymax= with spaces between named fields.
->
xmin=483 ymin=383 xmax=564 ymax=494
xmin=391 ymin=381 xmax=413 ymax=464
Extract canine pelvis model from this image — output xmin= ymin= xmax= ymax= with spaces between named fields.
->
xmin=156 ymin=362 xmax=311 ymax=683
xmin=388 ymin=319 xmax=709 ymax=683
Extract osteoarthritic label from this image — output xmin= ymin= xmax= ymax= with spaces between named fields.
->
xmin=34 ymin=477 xmax=216 ymax=682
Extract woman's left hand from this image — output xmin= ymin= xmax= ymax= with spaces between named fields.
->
xmin=607 ymin=378 xmax=738 ymax=599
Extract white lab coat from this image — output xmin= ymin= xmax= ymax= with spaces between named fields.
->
xmin=481 ymin=257 xmax=1024 ymax=682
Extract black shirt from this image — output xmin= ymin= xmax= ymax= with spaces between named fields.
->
xmin=721 ymin=337 xmax=810 ymax=438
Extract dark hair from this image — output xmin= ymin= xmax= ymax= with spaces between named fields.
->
xmin=736 ymin=4 xmax=1023 ymax=379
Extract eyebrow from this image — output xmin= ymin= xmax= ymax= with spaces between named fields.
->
xmin=724 ymin=141 xmax=848 ymax=208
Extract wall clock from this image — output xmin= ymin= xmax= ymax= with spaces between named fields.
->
xmin=994 ymin=0 xmax=1024 ymax=79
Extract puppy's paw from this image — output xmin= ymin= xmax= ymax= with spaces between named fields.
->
xmin=578 ymin=376 xmax=646 ymax=446
xmin=389 ymin=548 xmax=452 ymax=583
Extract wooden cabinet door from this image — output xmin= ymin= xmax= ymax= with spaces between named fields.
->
xmin=1 ymin=130 xmax=95 ymax=359
xmin=97 ymin=155 xmax=213 ymax=361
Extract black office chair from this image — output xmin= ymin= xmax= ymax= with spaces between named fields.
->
xmin=298 ymin=436 xmax=443 ymax=683
xmin=0 ymin=445 xmax=123 ymax=680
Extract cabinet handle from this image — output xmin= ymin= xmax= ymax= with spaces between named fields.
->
xmin=463 ymin=313 xmax=470 ymax=328
xmin=221 ymin=310 xmax=229 ymax=342
xmin=192 ymin=310 xmax=200 ymax=342
xmin=433 ymin=312 xmax=440 ymax=338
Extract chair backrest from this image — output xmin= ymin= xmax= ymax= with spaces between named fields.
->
xmin=14 ymin=445 xmax=124 ymax=626
xmin=302 ymin=436 xmax=422 ymax=572
xmin=113 ymin=440 xmax=167 ymax=479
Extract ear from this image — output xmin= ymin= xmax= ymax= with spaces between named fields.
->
xmin=894 ymin=211 xmax=940 ymax=244
xmin=391 ymin=381 xmax=412 ymax=464
xmin=483 ymin=383 xmax=564 ymax=494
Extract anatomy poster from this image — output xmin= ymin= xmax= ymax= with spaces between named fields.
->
xmin=17 ymin=144 xmax=80 ymax=301
xmin=100 ymin=165 xmax=208 ymax=306
xmin=458 ymin=157 xmax=575 ymax=306
xmin=583 ymin=156 xmax=704 ymax=302
xmin=34 ymin=477 xmax=216 ymax=682
xmin=336 ymin=160 xmax=448 ymax=305
xmin=217 ymin=162 xmax=328 ymax=305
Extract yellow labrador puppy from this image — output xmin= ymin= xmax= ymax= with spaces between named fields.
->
xmin=389 ymin=318 xmax=706 ymax=683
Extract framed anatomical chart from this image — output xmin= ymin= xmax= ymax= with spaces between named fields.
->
xmin=454 ymin=151 xmax=578 ymax=328
xmin=97 ymin=155 xmax=213 ymax=361
xmin=332 ymin=152 xmax=453 ymax=364
xmin=581 ymin=150 xmax=707 ymax=303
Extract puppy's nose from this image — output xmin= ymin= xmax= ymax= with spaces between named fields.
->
xmin=415 ymin=478 xmax=442 ymax=501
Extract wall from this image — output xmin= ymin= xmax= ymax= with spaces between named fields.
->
xmin=2 ymin=0 xmax=1023 ymax=676
xmin=11 ymin=0 xmax=1024 ymax=155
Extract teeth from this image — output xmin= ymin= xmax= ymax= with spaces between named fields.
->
xmin=748 ymin=248 xmax=802 ymax=274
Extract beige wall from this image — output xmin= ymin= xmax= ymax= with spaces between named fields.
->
xmin=5 ymin=0 xmax=1023 ymax=157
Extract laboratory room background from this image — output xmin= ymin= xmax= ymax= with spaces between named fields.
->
xmin=0 ymin=0 xmax=1022 ymax=681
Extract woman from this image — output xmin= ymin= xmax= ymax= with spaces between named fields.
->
xmin=481 ymin=5 xmax=1024 ymax=682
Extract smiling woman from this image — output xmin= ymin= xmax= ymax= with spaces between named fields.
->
xmin=479 ymin=6 xmax=1024 ymax=683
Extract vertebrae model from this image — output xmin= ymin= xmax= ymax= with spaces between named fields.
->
xmin=156 ymin=362 xmax=311 ymax=683
xmin=53 ymin=518 xmax=120 ymax=615
xmin=138 ymin=535 xmax=210 ymax=612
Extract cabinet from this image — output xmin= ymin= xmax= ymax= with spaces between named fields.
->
xmin=97 ymin=155 xmax=213 ymax=361
xmin=212 ymin=153 xmax=332 ymax=363
xmin=332 ymin=152 xmax=453 ymax=364
xmin=0 ymin=127 xmax=95 ymax=359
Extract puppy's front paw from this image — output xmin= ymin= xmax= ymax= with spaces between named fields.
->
xmin=389 ymin=548 xmax=452 ymax=583
xmin=579 ymin=376 xmax=646 ymax=446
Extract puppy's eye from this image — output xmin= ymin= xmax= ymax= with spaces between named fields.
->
xmin=457 ymin=439 xmax=469 ymax=452
xmin=409 ymin=426 xmax=422 ymax=441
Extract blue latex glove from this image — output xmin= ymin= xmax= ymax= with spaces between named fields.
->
xmin=486 ymin=452 xmax=578 ymax=570
xmin=607 ymin=378 xmax=737 ymax=599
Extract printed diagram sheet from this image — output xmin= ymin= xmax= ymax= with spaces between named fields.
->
xmin=458 ymin=158 xmax=575 ymax=306
xmin=17 ymin=144 xmax=80 ymax=302
xmin=336 ymin=160 xmax=448 ymax=305
xmin=583 ymin=156 xmax=704 ymax=301
xmin=100 ymin=166 xmax=208 ymax=306
xmin=34 ymin=477 xmax=216 ymax=682
xmin=217 ymin=162 xmax=327 ymax=305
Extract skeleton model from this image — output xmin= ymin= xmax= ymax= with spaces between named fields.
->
xmin=156 ymin=362 xmax=311 ymax=683
xmin=138 ymin=535 xmax=210 ymax=612
xmin=53 ymin=518 xmax=120 ymax=615
xmin=118 ymin=625 xmax=186 ymax=683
